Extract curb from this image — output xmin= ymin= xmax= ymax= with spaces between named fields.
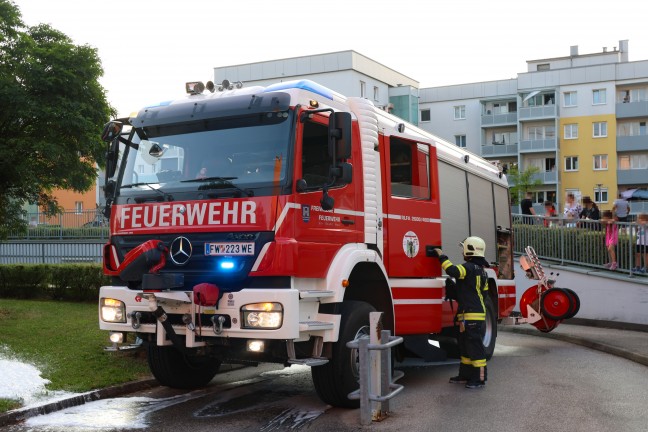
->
xmin=499 ymin=325 xmax=648 ymax=368
xmin=0 ymin=378 xmax=159 ymax=428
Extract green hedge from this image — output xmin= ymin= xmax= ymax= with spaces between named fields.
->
xmin=0 ymin=264 xmax=110 ymax=301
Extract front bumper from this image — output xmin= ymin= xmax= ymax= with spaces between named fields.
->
xmin=99 ymin=285 xmax=336 ymax=347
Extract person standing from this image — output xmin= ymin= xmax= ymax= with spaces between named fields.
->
xmin=520 ymin=192 xmax=536 ymax=225
xmin=601 ymin=210 xmax=618 ymax=270
xmin=563 ymin=193 xmax=581 ymax=225
xmin=430 ymin=237 xmax=489 ymax=389
xmin=633 ymin=213 xmax=648 ymax=274
xmin=543 ymin=201 xmax=557 ymax=227
xmin=613 ymin=192 xmax=631 ymax=223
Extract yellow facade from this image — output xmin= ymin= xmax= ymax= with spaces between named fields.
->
xmin=559 ymin=113 xmax=617 ymax=211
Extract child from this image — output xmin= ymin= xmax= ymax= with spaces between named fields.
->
xmin=601 ymin=211 xmax=618 ymax=270
xmin=633 ymin=213 xmax=648 ymax=274
xmin=543 ymin=201 xmax=557 ymax=228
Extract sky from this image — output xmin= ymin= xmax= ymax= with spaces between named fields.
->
xmin=11 ymin=0 xmax=648 ymax=118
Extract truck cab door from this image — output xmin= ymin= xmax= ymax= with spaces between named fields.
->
xmin=290 ymin=112 xmax=362 ymax=278
xmin=381 ymin=135 xmax=441 ymax=278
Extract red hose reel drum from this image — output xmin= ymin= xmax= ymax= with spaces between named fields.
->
xmin=520 ymin=285 xmax=580 ymax=332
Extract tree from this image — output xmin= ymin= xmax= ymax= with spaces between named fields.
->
xmin=0 ymin=0 xmax=113 ymax=236
xmin=508 ymin=165 xmax=543 ymax=205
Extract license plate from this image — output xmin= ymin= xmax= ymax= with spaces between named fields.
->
xmin=204 ymin=242 xmax=255 ymax=256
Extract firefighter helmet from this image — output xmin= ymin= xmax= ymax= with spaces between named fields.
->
xmin=460 ymin=236 xmax=486 ymax=257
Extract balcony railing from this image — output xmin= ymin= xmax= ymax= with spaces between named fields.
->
xmin=519 ymin=105 xmax=556 ymax=119
xmin=481 ymin=112 xmax=518 ymax=126
xmin=617 ymin=134 xmax=648 ymax=152
xmin=519 ymin=138 xmax=557 ymax=152
xmin=530 ymin=171 xmax=557 ymax=184
xmin=481 ymin=143 xmax=519 ymax=157
xmin=616 ymin=100 xmax=648 ymax=119
xmin=617 ymin=168 xmax=648 ymax=185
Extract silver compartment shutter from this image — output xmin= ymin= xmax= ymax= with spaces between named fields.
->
xmin=438 ymin=161 xmax=470 ymax=264
xmin=494 ymin=184 xmax=511 ymax=230
xmin=468 ymin=173 xmax=496 ymax=262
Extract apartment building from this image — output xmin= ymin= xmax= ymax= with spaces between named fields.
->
xmin=211 ymin=44 xmax=648 ymax=213
xmin=213 ymin=50 xmax=420 ymax=125
xmin=419 ymin=40 xmax=648 ymax=212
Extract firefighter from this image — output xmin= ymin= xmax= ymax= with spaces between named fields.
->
xmin=431 ymin=237 xmax=489 ymax=389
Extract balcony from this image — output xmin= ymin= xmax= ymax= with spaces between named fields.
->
xmin=481 ymin=112 xmax=517 ymax=126
xmin=616 ymin=101 xmax=648 ymax=119
xmin=617 ymin=135 xmax=648 ymax=152
xmin=519 ymin=138 xmax=557 ymax=152
xmin=481 ymin=143 xmax=519 ymax=157
xmin=618 ymin=168 xmax=648 ymax=185
xmin=519 ymin=105 xmax=556 ymax=120
xmin=530 ymin=171 xmax=557 ymax=184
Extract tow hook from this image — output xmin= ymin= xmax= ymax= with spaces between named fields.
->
xmin=182 ymin=314 xmax=196 ymax=332
xmin=211 ymin=315 xmax=226 ymax=335
xmin=127 ymin=311 xmax=142 ymax=329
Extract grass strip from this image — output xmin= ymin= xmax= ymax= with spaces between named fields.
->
xmin=0 ymin=299 xmax=150 ymax=412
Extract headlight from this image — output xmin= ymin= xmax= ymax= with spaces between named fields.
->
xmin=241 ymin=302 xmax=283 ymax=329
xmin=101 ymin=298 xmax=126 ymax=323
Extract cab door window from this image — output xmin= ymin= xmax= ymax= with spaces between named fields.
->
xmin=390 ymin=137 xmax=430 ymax=199
xmin=301 ymin=120 xmax=330 ymax=188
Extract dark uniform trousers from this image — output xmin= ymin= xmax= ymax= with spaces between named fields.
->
xmin=457 ymin=317 xmax=487 ymax=382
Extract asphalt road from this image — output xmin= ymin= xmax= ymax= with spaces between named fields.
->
xmin=7 ymin=332 xmax=648 ymax=432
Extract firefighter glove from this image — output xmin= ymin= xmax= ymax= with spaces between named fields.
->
xmin=430 ymin=248 xmax=443 ymax=258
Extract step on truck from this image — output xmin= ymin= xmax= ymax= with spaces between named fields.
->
xmin=99 ymin=79 xmax=517 ymax=407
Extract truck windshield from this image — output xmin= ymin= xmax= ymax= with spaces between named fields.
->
xmin=117 ymin=111 xmax=293 ymax=200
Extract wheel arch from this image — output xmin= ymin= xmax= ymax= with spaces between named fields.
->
xmin=344 ymin=262 xmax=394 ymax=332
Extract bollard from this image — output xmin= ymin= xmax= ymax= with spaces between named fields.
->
xmin=347 ymin=311 xmax=404 ymax=426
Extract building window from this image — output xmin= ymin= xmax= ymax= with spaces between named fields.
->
xmin=565 ymin=156 xmax=579 ymax=172
xmin=619 ymin=154 xmax=648 ymax=169
xmin=564 ymin=124 xmax=578 ymax=139
xmin=453 ymin=105 xmax=466 ymax=120
xmin=455 ymin=135 xmax=466 ymax=148
xmin=390 ymin=137 xmax=431 ymax=200
xmin=74 ymin=201 xmax=83 ymax=214
xmin=592 ymin=89 xmax=606 ymax=105
xmin=360 ymin=81 xmax=366 ymax=98
xmin=593 ymin=121 xmax=607 ymax=137
xmin=564 ymin=91 xmax=577 ymax=107
xmin=526 ymin=125 xmax=555 ymax=140
xmin=593 ymin=154 xmax=608 ymax=170
xmin=373 ymin=86 xmax=379 ymax=101
xmin=420 ymin=109 xmax=431 ymax=122
xmin=594 ymin=188 xmax=608 ymax=204
xmin=537 ymin=63 xmax=550 ymax=71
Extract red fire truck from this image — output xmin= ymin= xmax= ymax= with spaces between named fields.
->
xmin=99 ymin=79 xmax=517 ymax=407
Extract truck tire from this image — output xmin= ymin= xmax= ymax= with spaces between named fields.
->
xmin=483 ymin=296 xmax=497 ymax=360
xmin=146 ymin=343 xmax=221 ymax=389
xmin=311 ymin=301 xmax=375 ymax=408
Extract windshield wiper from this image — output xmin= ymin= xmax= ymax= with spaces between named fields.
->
xmin=122 ymin=182 xmax=173 ymax=202
xmin=182 ymin=177 xmax=253 ymax=197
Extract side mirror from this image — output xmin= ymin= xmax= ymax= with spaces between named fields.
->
xmin=328 ymin=112 xmax=352 ymax=160
xmin=101 ymin=121 xmax=123 ymax=143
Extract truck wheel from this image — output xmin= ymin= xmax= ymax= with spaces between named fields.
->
xmin=146 ymin=343 xmax=221 ymax=389
xmin=483 ymin=296 xmax=497 ymax=360
xmin=311 ymin=301 xmax=375 ymax=408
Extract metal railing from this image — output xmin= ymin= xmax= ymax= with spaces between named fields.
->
xmin=513 ymin=214 xmax=647 ymax=277
xmin=3 ymin=209 xmax=109 ymax=240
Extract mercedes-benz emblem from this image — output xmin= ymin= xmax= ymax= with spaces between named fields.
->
xmin=169 ymin=236 xmax=192 ymax=265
